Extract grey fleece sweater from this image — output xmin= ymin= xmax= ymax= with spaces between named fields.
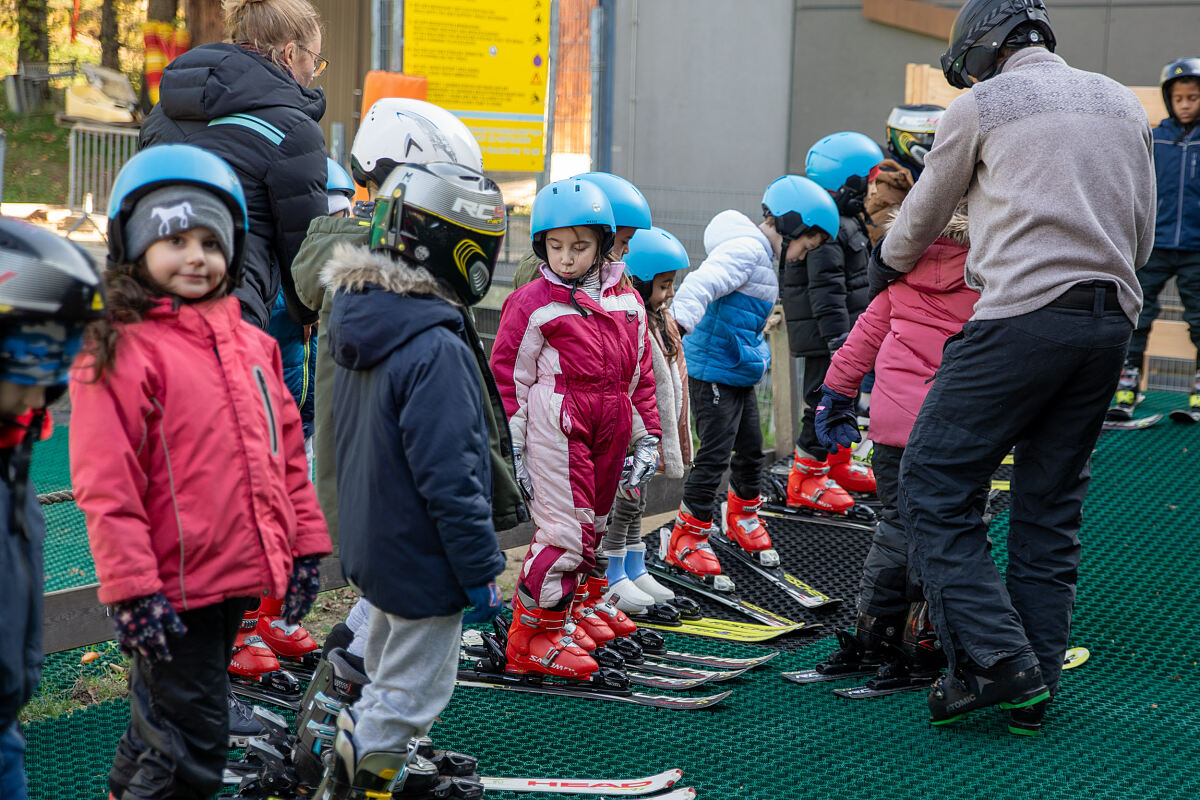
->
xmin=882 ymin=48 xmax=1154 ymax=324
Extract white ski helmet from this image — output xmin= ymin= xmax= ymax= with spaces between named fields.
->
xmin=351 ymin=98 xmax=485 ymax=189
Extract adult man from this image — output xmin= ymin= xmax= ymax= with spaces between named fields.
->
xmin=875 ymin=0 xmax=1154 ymax=732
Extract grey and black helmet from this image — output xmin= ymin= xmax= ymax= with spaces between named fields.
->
xmin=369 ymin=162 xmax=506 ymax=306
xmin=1160 ymin=57 xmax=1200 ymax=123
xmin=941 ymin=0 xmax=1055 ymax=89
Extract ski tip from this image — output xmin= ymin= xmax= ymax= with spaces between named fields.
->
xmin=1063 ymin=646 xmax=1090 ymax=670
xmin=657 ymin=788 xmax=697 ymax=800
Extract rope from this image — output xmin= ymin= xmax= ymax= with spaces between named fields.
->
xmin=37 ymin=489 xmax=75 ymax=506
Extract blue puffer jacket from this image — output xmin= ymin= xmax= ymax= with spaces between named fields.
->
xmin=0 ymin=445 xmax=44 ymax=726
xmin=267 ymin=291 xmax=316 ymax=437
xmin=1153 ymin=118 xmax=1200 ymax=251
xmin=326 ymin=245 xmax=505 ymax=618
xmin=672 ymin=210 xmax=777 ymax=387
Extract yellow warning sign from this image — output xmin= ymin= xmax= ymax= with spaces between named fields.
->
xmin=404 ymin=0 xmax=553 ymax=172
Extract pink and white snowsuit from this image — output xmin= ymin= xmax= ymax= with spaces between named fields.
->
xmin=491 ymin=262 xmax=661 ymax=608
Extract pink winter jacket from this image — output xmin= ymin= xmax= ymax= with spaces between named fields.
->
xmin=70 ymin=296 xmax=331 ymax=609
xmin=491 ymin=262 xmax=661 ymax=451
xmin=824 ymin=215 xmax=977 ymax=448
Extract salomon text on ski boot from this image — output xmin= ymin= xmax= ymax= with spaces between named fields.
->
xmin=505 ymin=592 xmax=599 ymax=679
xmin=826 ymin=447 xmax=876 ymax=495
xmin=786 ymin=449 xmax=853 ymax=513
xmin=723 ymin=489 xmax=777 ymax=566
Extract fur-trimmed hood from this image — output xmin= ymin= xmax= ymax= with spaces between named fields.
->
xmin=323 ymin=242 xmax=466 ymax=372
xmin=884 ymin=200 xmax=969 ymax=246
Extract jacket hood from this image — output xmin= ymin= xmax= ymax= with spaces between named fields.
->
xmin=883 ymin=200 xmax=969 ymax=246
xmin=159 ymin=42 xmax=326 ymax=122
xmin=884 ymin=201 xmax=970 ymax=295
xmin=324 ymin=243 xmax=462 ymax=371
xmin=703 ymin=210 xmax=773 ymax=262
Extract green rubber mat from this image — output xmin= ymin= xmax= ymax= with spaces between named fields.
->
xmin=32 ymin=425 xmax=97 ymax=592
xmin=23 ymin=393 xmax=1200 ymax=798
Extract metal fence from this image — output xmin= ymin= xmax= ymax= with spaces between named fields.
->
xmin=66 ymin=122 xmax=140 ymax=216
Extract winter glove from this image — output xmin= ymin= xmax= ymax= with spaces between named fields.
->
xmin=814 ymin=384 xmax=861 ymax=454
xmin=617 ymin=456 xmax=640 ymax=500
xmin=620 ymin=435 xmax=661 ymax=498
xmin=512 ymin=446 xmax=534 ymax=502
xmin=282 ymin=555 xmax=322 ymax=625
xmin=827 ymin=332 xmax=849 ymax=354
xmin=112 ymin=592 xmax=187 ymax=664
xmin=462 ymin=581 xmax=504 ymax=625
xmin=868 ymin=238 xmax=905 ymax=300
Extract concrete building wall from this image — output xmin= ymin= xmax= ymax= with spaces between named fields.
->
xmin=608 ymin=0 xmax=795 ymax=260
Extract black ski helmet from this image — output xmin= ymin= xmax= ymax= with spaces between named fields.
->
xmin=941 ymin=0 xmax=1056 ymax=89
xmin=1160 ymin=58 xmax=1200 ymax=123
xmin=369 ymin=161 xmax=506 ymax=306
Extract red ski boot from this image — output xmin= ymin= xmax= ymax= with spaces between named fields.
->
xmin=724 ymin=490 xmax=773 ymax=552
xmin=569 ymin=584 xmax=616 ymax=646
xmin=583 ymin=576 xmax=637 ymax=637
xmin=786 ymin=452 xmax=853 ymax=513
xmin=827 ymin=447 xmax=876 ymax=494
xmin=666 ymin=507 xmax=723 ymax=576
xmin=505 ymin=594 xmax=598 ymax=679
xmin=256 ymin=595 xmax=321 ymax=678
xmin=229 ymin=604 xmax=302 ymax=706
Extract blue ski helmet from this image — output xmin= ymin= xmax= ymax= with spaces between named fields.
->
xmin=108 ymin=145 xmax=249 ymax=281
xmin=624 ymin=227 xmax=690 ymax=283
xmin=326 ymin=158 xmax=355 ymax=197
xmin=573 ymin=172 xmax=652 ymax=230
xmin=762 ymin=175 xmax=840 ymax=241
xmin=806 ymin=132 xmax=884 ymax=193
xmin=530 ymin=178 xmax=616 ymax=261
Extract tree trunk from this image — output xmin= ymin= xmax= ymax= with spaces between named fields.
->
xmin=17 ymin=0 xmax=50 ymax=65
xmin=101 ymin=0 xmax=121 ymax=69
xmin=184 ymin=0 xmax=226 ymax=46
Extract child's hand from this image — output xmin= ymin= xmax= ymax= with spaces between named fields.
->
xmin=814 ymin=385 xmax=861 ymax=453
xmin=621 ymin=435 xmax=661 ymax=494
xmin=112 ymin=592 xmax=188 ymax=664
xmin=282 ymin=555 xmax=322 ymax=625
xmin=512 ymin=447 xmax=534 ymax=501
xmin=617 ymin=457 xmax=640 ymax=500
xmin=463 ymin=581 xmax=504 ymax=624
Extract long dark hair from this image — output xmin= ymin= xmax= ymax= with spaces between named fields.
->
xmin=628 ymin=274 xmax=676 ymax=359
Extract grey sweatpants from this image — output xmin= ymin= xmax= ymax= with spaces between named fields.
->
xmin=352 ymin=606 xmax=463 ymax=754
xmin=602 ymin=490 xmax=648 ymax=553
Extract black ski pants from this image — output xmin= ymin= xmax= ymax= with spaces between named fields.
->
xmin=795 ymin=355 xmax=831 ymax=460
xmin=899 ymin=285 xmax=1130 ymax=696
xmin=1127 ymin=248 xmax=1200 ymax=366
xmin=682 ymin=381 xmax=762 ymax=522
xmin=109 ymin=597 xmax=252 ymax=800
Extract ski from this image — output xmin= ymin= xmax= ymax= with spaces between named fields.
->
xmin=781 ymin=665 xmax=878 ymax=685
xmin=1063 ymin=646 xmax=1089 ymax=670
xmin=645 ymin=537 xmax=806 ymax=628
xmin=1102 ymin=413 xmax=1163 ymax=431
xmin=479 ymin=768 xmax=682 ymax=795
xmin=643 ymin=649 xmax=779 ymax=671
xmin=230 ymin=671 xmax=303 ymax=711
xmin=708 ymin=526 xmax=842 ymax=610
xmin=1169 ymin=408 xmax=1200 ymax=424
xmin=455 ymin=669 xmax=730 ymax=710
xmin=759 ymin=468 xmax=878 ymax=529
xmin=634 ymin=618 xmax=808 ymax=643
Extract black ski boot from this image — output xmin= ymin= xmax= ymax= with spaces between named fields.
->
xmin=228 ymin=692 xmax=268 ymax=747
xmin=1008 ymin=698 xmax=1050 ymax=736
xmin=1107 ymin=362 xmax=1141 ymax=421
xmin=815 ymin=611 xmax=902 ymax=677
xmin=294 ymin=648 xmax=371 ymax=789
xmin=313 ymin=728 xmax=414 ymax=800
xmin=928 ymin=655 xmax=1050 ymax=726
xmin=867 ymin=601 xmax=945 ymax=691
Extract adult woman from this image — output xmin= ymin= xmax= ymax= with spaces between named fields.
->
xmin=140 ymin=0 xmax=328 ymax=330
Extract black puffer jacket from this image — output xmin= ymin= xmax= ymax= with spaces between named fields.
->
xmin=780 ymin=213 xmax=871 ymax=357
xmin=140 ymin=43 xmax=327 ymax=329
xmin=0 ymin=445 xmax=44 ymax=727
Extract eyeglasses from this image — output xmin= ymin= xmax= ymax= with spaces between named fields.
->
xmin=299 ymin=45 xmax=328 ymax=78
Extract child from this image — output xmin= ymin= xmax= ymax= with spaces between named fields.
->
xmin=69 ymin=144 xmax=330 ymax=800
xmin=1110 ymin=57 xmax=1200 ymax=419
xmin=813 ymin=201 xmax=975 ymax=689
xmin=666 ymin=176 xmax=838 ymax=579
xmin=602 ymin=227 xmax=692 ymax=611
xmin=317 ymin=161 xmax=507 ymax=797
xmin=0 ymin=218 xmax=105 ymax=800
xmin=783 ymin=132 xmax=882 ymax=512
xmin=490 ymin=178 xmax=661 ymax=679
xmin=865 ymin=105 xmax=945 ymax=246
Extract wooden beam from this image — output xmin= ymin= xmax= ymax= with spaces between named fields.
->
xmin=863 ymin=0 xmax=957 ymax=41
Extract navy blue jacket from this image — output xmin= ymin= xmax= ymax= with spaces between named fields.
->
xmin=327 ymin=247 xmax=504 ymax=618
xmin=1153 ymin=118 xmax=1200 ymax=251
xmin=0 ymin=446 xmax=45 ymax=726
xmin=141 ymin=43 xmax=328 ymax=329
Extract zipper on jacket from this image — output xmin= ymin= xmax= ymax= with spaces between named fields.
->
xmin=150 ymin=397 xmax=189 ymax=609
xmin=300 ymin=336 xmax=311 ymax=409
xmin=1176 ymin=142 xmax=1188 ymax=248
xmin=253 ymin=366 xmax=280 ymax=456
